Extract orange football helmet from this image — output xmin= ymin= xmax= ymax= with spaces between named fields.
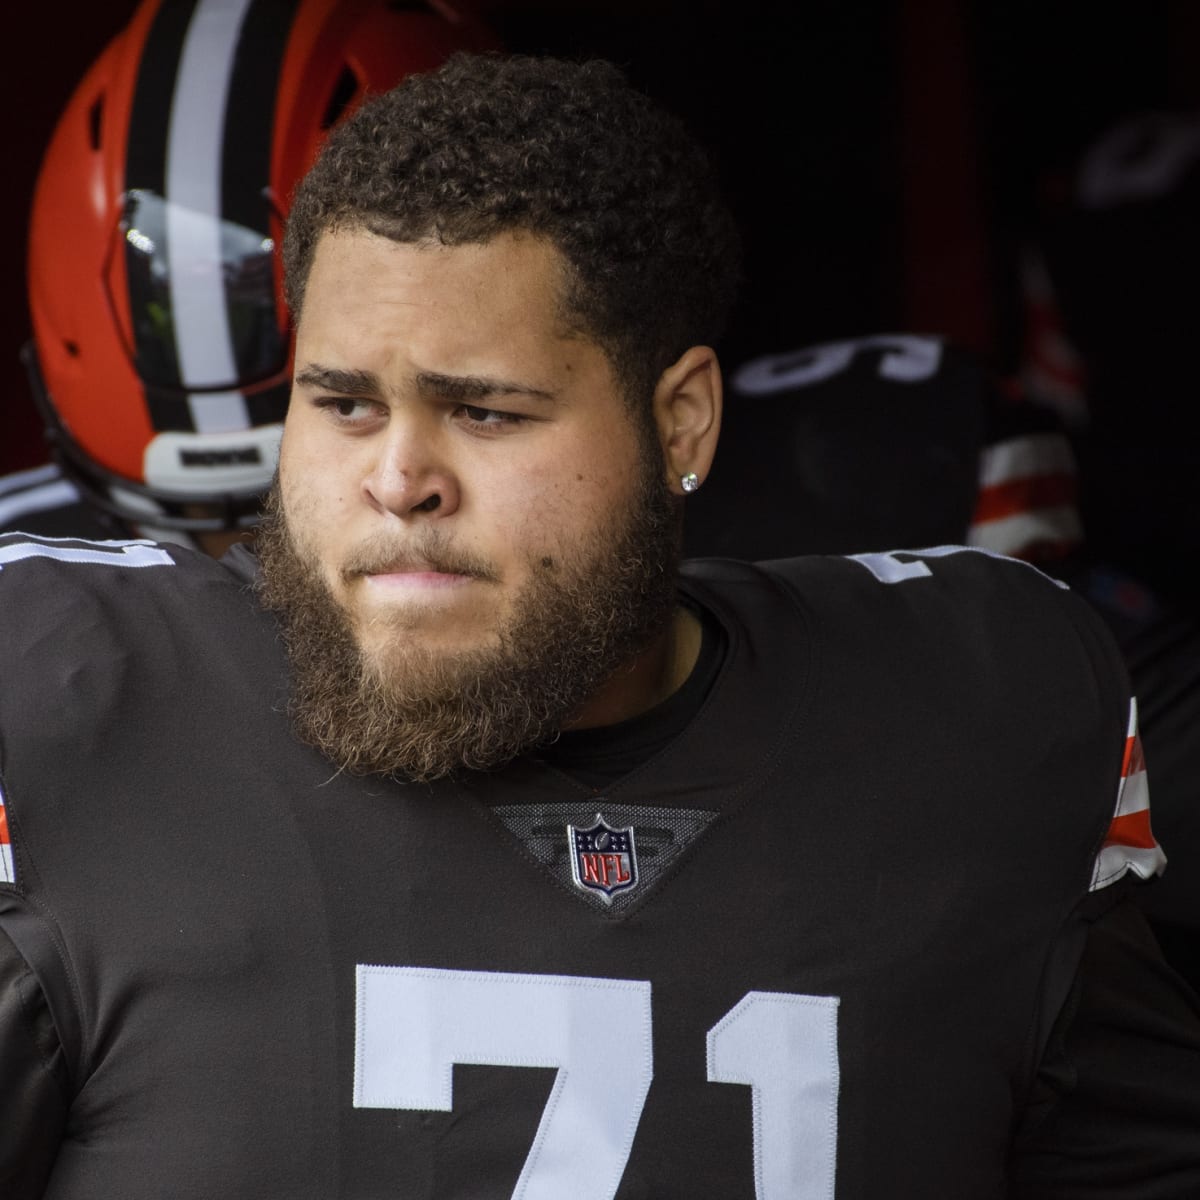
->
xmin=25 ymin=0 xmax=496 ymax=534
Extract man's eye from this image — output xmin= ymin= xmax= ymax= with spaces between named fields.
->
xmin=317 ymin=397 xmax=374 ymax=421
xmin=459 ymin=404 xmax=522 ymax=427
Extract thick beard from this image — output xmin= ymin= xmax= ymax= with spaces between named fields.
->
xmin=255 ymin=457 xmax=681 ymax=782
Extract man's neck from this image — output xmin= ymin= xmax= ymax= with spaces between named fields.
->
xmin=565 ymin=604 xmax=703 ymax=730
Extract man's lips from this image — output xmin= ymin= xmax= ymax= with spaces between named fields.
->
xmin=361 ymin=567 xmax=477 ymax=590
xmin=340 ymin=544 xmax=500 ymax=587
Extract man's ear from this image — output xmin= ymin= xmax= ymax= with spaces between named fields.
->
xmin=651 ymin=345 xmax=722 ymax=495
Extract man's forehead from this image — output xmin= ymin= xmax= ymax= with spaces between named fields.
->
xmin=291 ymin=229 xmax=607 ymax=389
xmin=304 ymin=225 xmax=568 ymax=282
xmin=297 ymin=228 xmax=585 ymax=337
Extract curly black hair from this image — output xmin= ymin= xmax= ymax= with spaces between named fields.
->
xmin=283 ymin=53 xmax=741 ymax=407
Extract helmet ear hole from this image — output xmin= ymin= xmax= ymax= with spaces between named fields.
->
xmin=321 ymin=65 xmax=361 ymax=130
xmin=87 ymin=97 xmax=104 ymax=151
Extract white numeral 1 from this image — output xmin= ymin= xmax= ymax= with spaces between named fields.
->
xmin=707 ymin=992 xmax=840 ymax=1200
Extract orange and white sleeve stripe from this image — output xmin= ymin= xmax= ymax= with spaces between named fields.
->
xmin=1090 ymin=698 xmax=1166 ymax=890
xmin=967 ymin=432 xmax=1083 ymax=562
xmin=0 ymin=782 xmax=12 ymax=885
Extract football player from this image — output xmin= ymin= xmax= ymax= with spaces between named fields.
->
xmin=2 ymin=0 xmax=494 ymax=555
xmin=2 ymin=53 xmax=1199 ymax=1198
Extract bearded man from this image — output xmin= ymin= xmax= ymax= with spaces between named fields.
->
xmin=1 ymin=53 xmax=1199 ymax=1200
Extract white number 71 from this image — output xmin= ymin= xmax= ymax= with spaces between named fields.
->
xmin=355 ymin=965 xmax=839 ymax=1199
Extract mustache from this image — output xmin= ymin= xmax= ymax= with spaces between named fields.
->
xmin=338 ymin=530 xmax=500 ymax=584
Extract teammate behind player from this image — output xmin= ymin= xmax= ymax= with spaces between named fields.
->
xmin=6 ymin=0 xmax=494 ymax=554
xmin=1 ymin=53 xmax=1199 ymax=1198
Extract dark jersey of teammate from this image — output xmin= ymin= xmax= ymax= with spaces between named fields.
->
xmin=683 ymin=334 xmax=989 ymax=562
xmin=683 ymin=332 xmax=1080 ymax=566
xmin=0 ymin=462 xmax=218 ymax=554
xmin=0 ymin=465 xmax=114 ymax=543
xmin=1 ymin=533 xmax=1198 ymax=1197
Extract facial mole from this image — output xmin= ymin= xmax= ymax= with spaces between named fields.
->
xmin=575 ymin=473 xmax=584 ymax=481
xmin=540 ymin=556 xmax=555 ymax=570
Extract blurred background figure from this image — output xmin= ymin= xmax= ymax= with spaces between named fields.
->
xmin=686 ymin=330 xmax=1085 ymax=570
xmin=1014 ymin=108 xmax=1200 ymax=608
xmin=2 ymin=0 xmax=495 ymax=555
xmin=1010 ymin=104 xmax=1200 ymax=985
xmin=686 ymin=335 xmax=993 ymax=562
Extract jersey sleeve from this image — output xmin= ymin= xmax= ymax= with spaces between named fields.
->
xmin=1010 ymin=897 xmax=1200 ymax=1197
xmin=1 ymin=747 xmax=78 ymax=1196
xmin=1007 ymin=563 xmax=1200 ymax=1190
xmin=0 ymin=918 xmax=70 ymax=1198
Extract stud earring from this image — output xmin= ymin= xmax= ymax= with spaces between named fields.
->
xmin=680 ymin=471 xmax=700 ymax=494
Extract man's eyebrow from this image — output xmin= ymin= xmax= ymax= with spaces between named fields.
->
xmin=414 ymin=370 xmax=559 ymax=404
xmin=293 ymin=364 xmax=381 ymax=395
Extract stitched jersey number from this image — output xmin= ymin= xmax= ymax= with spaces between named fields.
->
xmin=1079 ymin=112 xmax=1200 ymax=209
xmin=732 ymin=333 xmax=943 ymax=397
xmin=849 ymin=544 xmax=1067 ymax=589
xmin=0 ymin=537 xmax=174 ymax=572
xmin=708 ymin=992 xmax=839 ymax=1198
xmin=354 ymin=966 xmax=840 ymax=1199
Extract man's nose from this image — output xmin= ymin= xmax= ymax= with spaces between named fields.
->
xmin=360 ymin=422 xmax=460 ymax=519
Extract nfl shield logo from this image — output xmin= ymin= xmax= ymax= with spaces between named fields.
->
xmin=569 ymin=813 xmax=638 ymax=904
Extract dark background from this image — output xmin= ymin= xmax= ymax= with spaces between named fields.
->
xmin=2 ymin=0 xmax=1194 ymax=474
